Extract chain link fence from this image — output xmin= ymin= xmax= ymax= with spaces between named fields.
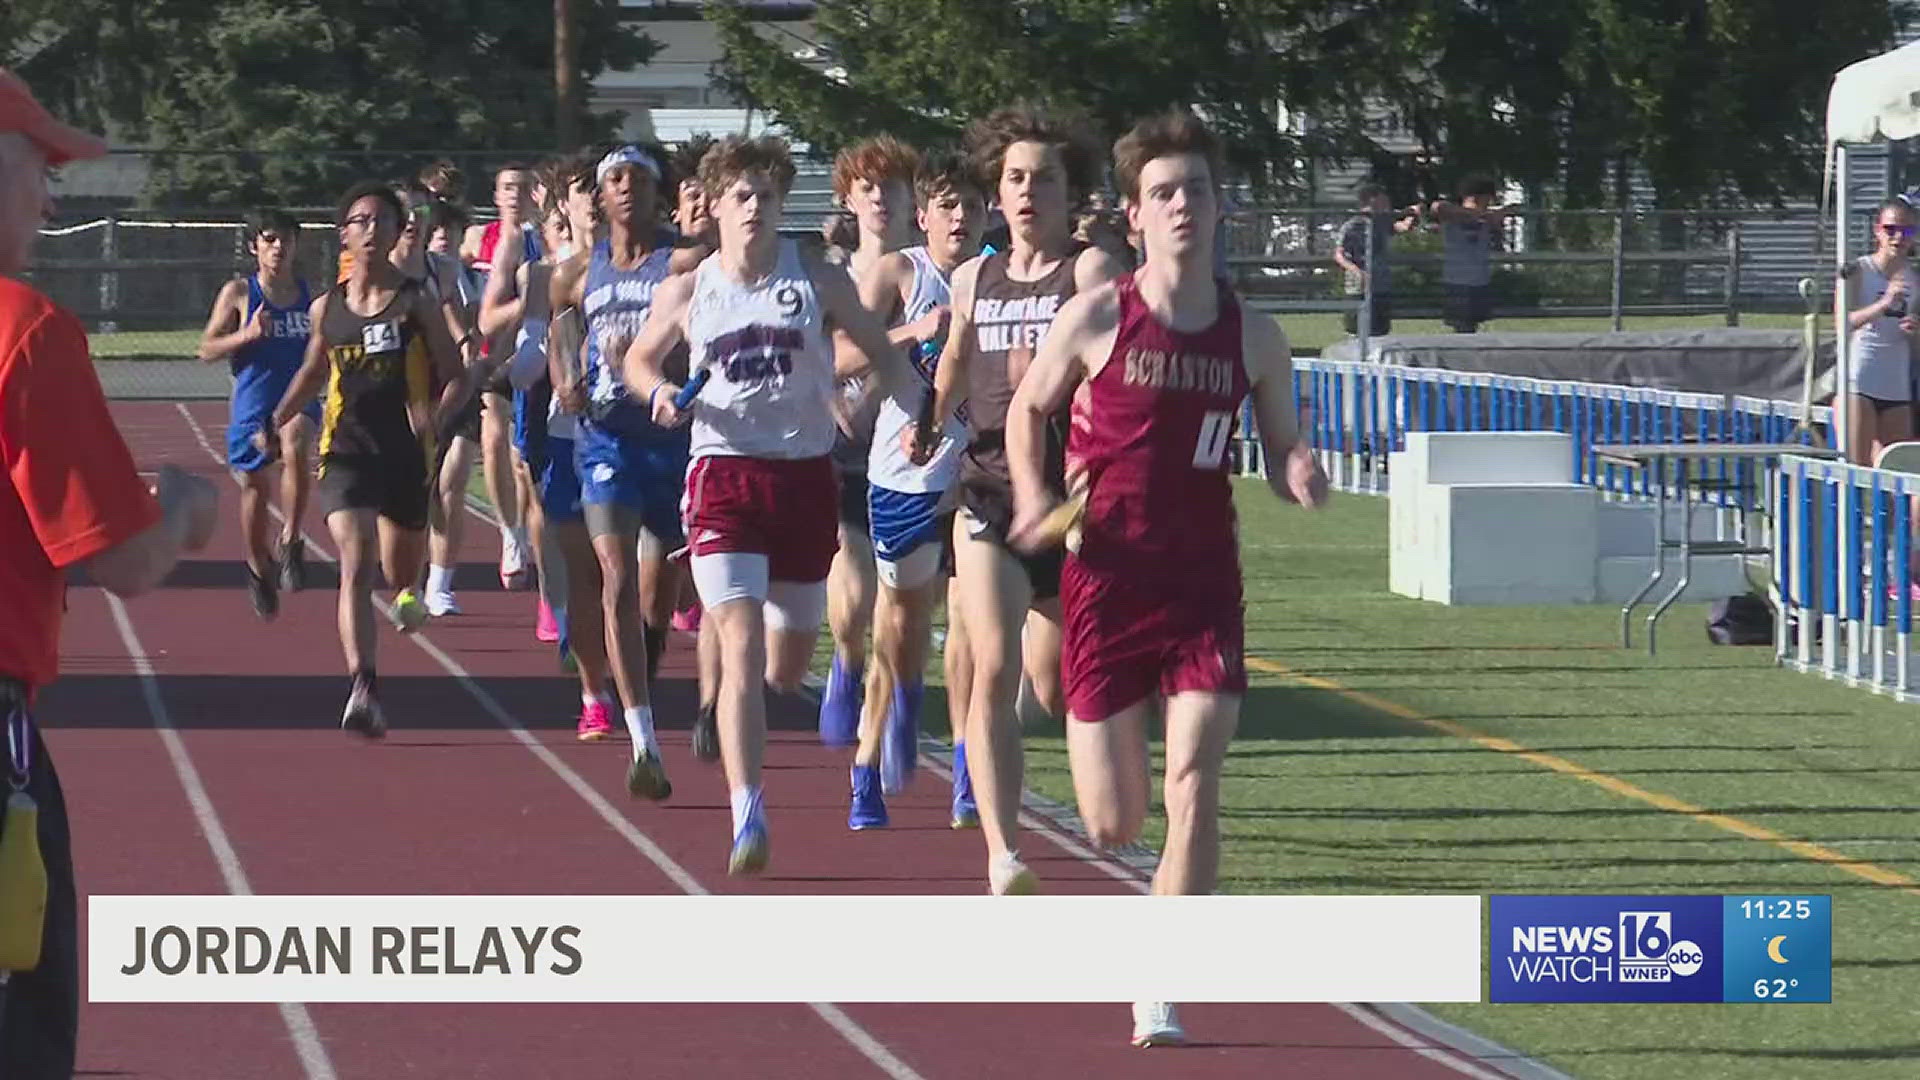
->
xmin=35 ymin=195 xmax=1839 ymax=402
xmin=1218 ymin=206 xmax=1831 ymax=322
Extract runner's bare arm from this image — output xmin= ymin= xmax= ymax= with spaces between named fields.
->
xmin=1243 ymin=309 xmax=1327 ymax=508
xmin=269 ymin=292 xmax=334 ymax=433
xmin=478 ymin=238 xmax=528 ymax=338
xmin=621 ymin=271 xmax=696 ymax=426
xmin=668 ymin=243 xmax=711 ymax=274
xmin=804 ymin=247 xmax=906 ymax=388
xmin=195 ymin=278 xmax=260 ymax=362
xmin=911 ymin=255 xmax=982 ymax=458
xmin=460 ymin=223 xmax=486 ymax=264
xmin=1005 ymin=287 xmax=1115 ymax=549
xmin=417 ymin=286 xmax=474 ymax=430
xmin=1074 ymin=245 xmax=1128 ymax=291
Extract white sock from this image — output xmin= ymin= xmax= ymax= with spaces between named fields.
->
xmin=623 ymin=705 xmax=658 ymax=757
xmin=582 ymin=691 xmax=614 ymax=709
xmin=426 ymin=564 xmax=452 ymax=595
xmin=730 ymin=784 xmax=764 ymax=836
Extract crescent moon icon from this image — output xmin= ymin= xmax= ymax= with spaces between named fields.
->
xmin=1766 ymin=935 xmax=1790 ymax=964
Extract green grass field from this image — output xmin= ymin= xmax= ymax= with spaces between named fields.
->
xmin=92 ymin=311 xmax=1811 ymax=361
xmin=865 ymin=485 xmax=1914 ymax=1080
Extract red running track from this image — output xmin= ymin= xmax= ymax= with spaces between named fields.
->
xmin=36 ymin=400 xmax=1523 ymax=1079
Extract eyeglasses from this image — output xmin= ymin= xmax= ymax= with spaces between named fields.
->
xmin=1880 ymin=223 xmax=1915 ymax=237
xmin=342 ymin=213 xmax=378 ymax=229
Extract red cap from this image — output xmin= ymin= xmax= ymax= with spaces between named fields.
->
xmin=0 ymin=68 xmax=108 ymax=166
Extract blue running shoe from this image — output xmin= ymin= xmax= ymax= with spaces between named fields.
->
xmin=950 ymin=740 xmax=979 ymax=829
xmin=880 ymin=681 xmax=923 ymax=794
xmin=849 ymin=764 xmax=888 ymax=830
xmin=818 ymin=653 xmax=862 ymax=746
xmin=729 ymin=819 xmax=769 ymax=876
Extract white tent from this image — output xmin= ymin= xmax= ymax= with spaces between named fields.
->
xmin=1824 ymin=39 xmax=1920 ymax=459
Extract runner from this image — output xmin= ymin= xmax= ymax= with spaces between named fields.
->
xmin=393 ymin=183 xmax=487 ymax=619
xmin=195 ymin=208 xmax=318 ymax=619
xmin=845 ymin=152 xmax=986 ymax=828
xmin=481 ymin=160 xmax=568 ymax=646
xmin=462 ymin=163 xmax=540 ymax=590
xmin=818 ymin=135 xmax=921 ymax=749
xmin=669 ymin=133 xmax=725 ymax=763
xmin=622 ymin=133 xmax=911 ymax=875
xmin=270 ymin=181 xmax=477 ymax=737
xmin=547 ymin=143 xmax=702 ymax=796
xmin=909 ymin=104 xmax=1124 ymax=893
xmin=1005 ymin=109 xmax=1328 ymax=1046
xmin=538 ymin=152 xmax=622 ymax=738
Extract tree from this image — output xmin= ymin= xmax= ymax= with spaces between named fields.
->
xmin=9 ymin=0 xmax=656 ymax=206
xmin=1378 ymin=0 xmax=1914 ymax=209
xmin=705 ymin=0 xmax=1409 ymax=197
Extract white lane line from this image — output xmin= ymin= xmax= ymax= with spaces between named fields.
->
xmin=168 ymin=402 xmax=927 ymax=1080
xmin=102 ymin=594 xmax=339 ymax=1080
xmin=440 ymin=415 xmax=1543 ymax=1080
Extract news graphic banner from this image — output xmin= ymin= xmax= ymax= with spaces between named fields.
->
xmin=89 ymin=894 xmax=1482 ymax=1003
xmin=1491 ymin=894 xmax=1832 ymax=1003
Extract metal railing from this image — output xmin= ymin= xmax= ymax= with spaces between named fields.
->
xmin=1774 ymin=455 xmax=1920 ymax=702
xmin=1236 ymin=360 xmax=1830 ymax=508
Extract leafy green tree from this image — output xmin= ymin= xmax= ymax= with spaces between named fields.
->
xmin=1383 ymin=0 xmax=1913 ymax=209
xmin=9 ymin=0 xmax=656 ymax=206
xmin=706 ymin=0 xmax=1407 ymax=196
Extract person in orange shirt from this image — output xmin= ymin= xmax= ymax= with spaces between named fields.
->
xmin=0 ymin=69 xmax=217 ymax=1077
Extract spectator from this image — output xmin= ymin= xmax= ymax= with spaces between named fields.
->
xmin=1332 ymin=182 xmax=1419 ymax=337
xmin=1430 ymin=173 xmax=1508 ymax=333
xmin=0 ymin=69 xmax=217 ymax=1076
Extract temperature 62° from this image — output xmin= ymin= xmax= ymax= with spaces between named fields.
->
xmin=1753 ymin=978 xmax=1800 ymax=999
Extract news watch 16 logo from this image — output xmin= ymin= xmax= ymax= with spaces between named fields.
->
xmin=1490 ymin=895 xmax=1722 ymax=1003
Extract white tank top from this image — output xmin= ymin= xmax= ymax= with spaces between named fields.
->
xmin=683 ymin=239 xmax=837 ymax=459
xmin=1852 ymin=255 xmax=1915 ymax=375
xmin=869 ymin=247 xmax=966 ymax=493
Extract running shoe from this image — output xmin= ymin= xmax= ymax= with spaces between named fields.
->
xmin=818 ymin=653 xmax=861 ymax=746
xmin=390 ymin=589 xmax=428 ymax=633
xmin=950 ymin=742 xmax=979 ymax=829
xmin=340 ymin=674 xmax=386 ymax=740
xmin=671 ymin=603 xmax=702 ymax=633
xmin=247 ymin=566 xmax=278 ymax=621
xmin=1130 ymin=1002 xmax=1185 ymax=1048
xmin=425 ymin=587 xmax=460 ymax=617
xmin=499 ymin=529 xmax=528 ymax=588
xmin=879 ymin=682 xmax=922 ymax=795
xmin=277 ymin=536 xmax=306 ymax=592
xmin=728 ymin=819 xmax=769 ymax=877
xmin=625 ymin=747 xmax=672 ymax=800
xmin=576 ymin=700 xmax=614 ymax=742
xmin=691 ymin=701 xmax=720 ymax=762
xmin=536 ymin=598 xmax=560 ymax=643
xmin=989 ymin=851 xmax=1039 ymax=896
xmin=849 ymin=764 xmax=887 ymax=830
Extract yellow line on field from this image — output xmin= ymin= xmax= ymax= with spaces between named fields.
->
xmin=1246 ymin=655 xmax=1920 ymax=896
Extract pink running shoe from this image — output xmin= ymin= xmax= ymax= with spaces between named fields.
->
xmin=536 ymin=598 xmax=560 ymax=643
xmin=671 ymin=602 xmax=702 ymax=633
xmin=576 ymin=699 xmax=615 ymax=742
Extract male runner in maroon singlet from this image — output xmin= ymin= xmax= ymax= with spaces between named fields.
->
xmin=908 ymin=104 xmax=1124 ymax=895
xmin=1006 ymin=109 xmax=1328 ymax=1048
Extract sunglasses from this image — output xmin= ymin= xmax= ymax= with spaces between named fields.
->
xmin=1880 ymin=223 xmax=1915 ymax=237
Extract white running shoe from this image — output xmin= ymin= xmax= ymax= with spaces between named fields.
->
xmin=1130 ymin=1002 xmax=1185 ymax=1048
xmin=425 ymin=588 xmax=460 ymax=616
xmin=499 ymin=528 xmax=527 ymax=587
xmin=988 ymin=851 xmax=1039 ymax=896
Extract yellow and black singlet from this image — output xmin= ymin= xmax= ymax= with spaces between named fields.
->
xmin=317 ymin=281 xmax=435 ymax=462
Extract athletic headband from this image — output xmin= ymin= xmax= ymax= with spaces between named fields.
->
xmin=596 ymin=145 xmax=662 ymax=185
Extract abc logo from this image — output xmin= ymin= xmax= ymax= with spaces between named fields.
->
xmin=1666 ymin=941 xmax=1704 ymax=977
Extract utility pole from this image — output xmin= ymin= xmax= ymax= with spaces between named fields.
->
xmin=555 ymin=0 xmax=578 ymax=151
